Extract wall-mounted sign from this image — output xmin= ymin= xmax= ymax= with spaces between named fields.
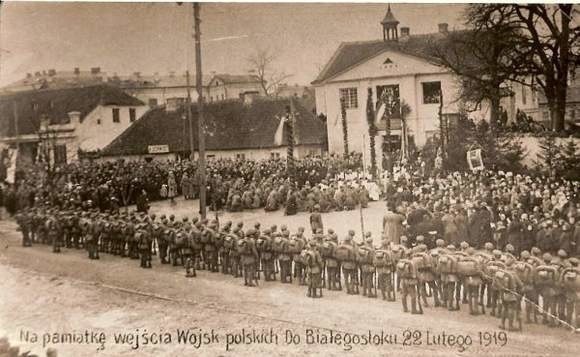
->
xmin=148 ymin=145 xmax=169 ymax=154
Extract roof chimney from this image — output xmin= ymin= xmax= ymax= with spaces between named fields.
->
xmin=74 ymin=67 xmax=80 ymax=75
xmin=133 ymin=72 xmax=141 ymax=78
xmin=68 ymin=111 xmax=82 ymax=126
xmin=438 ymin=23 xmax=449 ymax=34
xmin=26 ymin=73 xmax=32 ymax=78
xmin=166 ymin=97 xmax=183 ymax=112
xmin=400 ymin=27 xmax=410 ymax=41
xmin=91 ymin=67 xmax=101 ymax=75
xmin=48 ymin=69 xmax=56 ymax=76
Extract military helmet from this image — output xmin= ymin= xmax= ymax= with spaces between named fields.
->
xmin=542 ymin=253 xmax=552 ymax=263
xmin=246 ymin=228 xmax=257 ymax=237
xmin=416 ymin=235 xmax=425 ymax=243
xmin=435 ymin=239 xmax=445 ymax=247
xmin=531 ymin=247 xmax=541 ymax=256
xmin=484 ymin=242 xmax=494 ymax=250
xmin=505 ymin=244 xmax=515 ymax=253
xmin=460 ymin=241 xmax=469 ymax=249
xmin=492 ymin=249 xmax=502 ymax=258
xmin=557 ymin=249 xmax=567 ymax=258
xmin=520 ymin=250 xmax=531 ymax=259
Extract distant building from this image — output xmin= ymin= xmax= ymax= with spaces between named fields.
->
xmin=100 ymin=95 xmax=326 ymax=162
xmin=276 ymin=84 xmax=314 ymax=99
xmin=0 ymin=67 xmax=107 ymax=94
xmin=2 ymin=69 xmax=266 ymax=110
xmin=0 ymin=85 xmax=146 ymax=166
xmin=312 ymin=5 xmax=491 ymax=167
xmin=206 ymin=74 xmax=265 ymax=104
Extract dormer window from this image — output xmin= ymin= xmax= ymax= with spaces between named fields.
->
xmin=383 ymin=58 xmax=393 ymax=64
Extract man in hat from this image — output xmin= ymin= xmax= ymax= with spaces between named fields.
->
xmin=383 ymin=203 xmax=405 ymax=245
xmin=305 ymin=240 xmax=324 ymax=298
xmin=339 ymin=230 xmax=359 ymax=295
xmin=204 ymin=220 xmax=219 ymax=272
xmin=309 ymin=205 xmax=323 ymax=235
xmin=360 ymin=233 xmax=377 ymax=298
xmin=241 ymin=228 xmax=259 ymax=287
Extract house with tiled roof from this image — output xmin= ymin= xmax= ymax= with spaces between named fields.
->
xmin=206 ymin=74 xmax=265 ymax=104
xmin=0 ymin=85 xmax=147 ymax=166
xmin=100 ymin=96 xmax=326 ymax=162
xmin=312 ymin=5 xmax=490 ymax=169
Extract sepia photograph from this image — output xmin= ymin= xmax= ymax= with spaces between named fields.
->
xmin=0 ymin=1 xmax=579 ymax=356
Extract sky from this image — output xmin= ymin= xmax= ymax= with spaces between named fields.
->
xmin=0 ymin=2 xmax=466 ymax=87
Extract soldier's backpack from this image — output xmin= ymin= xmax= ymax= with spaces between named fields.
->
xmin=237 ymin=238 xmax=251 ymax=255
xmin=390 ymin=245 xmax=405 ymax=262
xmin=287 ymin=239 xmax=302 ymax=254
xmin=320 ymin=241 xmax=336 ymax=259
xmin=357 ymin=246 xmax=373 ymax=265
xmin=175 ymin=232 xmax=186 ymax=247
xmin=256 ymin=237 xmax=266 ymax=252
xmin=456 ymin=257 xmax=480 ymax=276
xmin=513 ymin=261 xmax=533 ymax=284
xmin=223 ymin=235 xmax=234 ymax=250
xmin=413 ymin=252 xmax=433 ymax=270
xmin=373 ymin=249 xmax=392 ymax=268
xmin=492 ymin=269 xmax=517 ymax=291
xmin=334 ymin=244 xmax=354 ymax=262
xmin=535 ymin=265 xmax=557 ymax=286
xmin=201 ymin=229 xmax=212 ymax=244
xmin=137 ymin=231 xmax=149 ymax=250
xmin=273 ymin=237 xmax=287 ymax=254
xmin=437 ymin=254 xmax=457 ymax=274
xmin=396 ymin=259 xmax=416 ymax=279
xmin=560 ymin=268 xmax=580 ymax=290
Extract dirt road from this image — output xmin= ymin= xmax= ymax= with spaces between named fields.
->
xmin=1 ymin=203 xmax=578 ymax=356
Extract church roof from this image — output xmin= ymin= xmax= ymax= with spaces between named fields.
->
xmin=313 ymin=34 xmax=443 ymax=85
xmin=311 ymin=30 xmax=472 ymax=85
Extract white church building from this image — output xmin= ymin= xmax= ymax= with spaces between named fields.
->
xmin=312 ymin=6 xmax=490 ymax=168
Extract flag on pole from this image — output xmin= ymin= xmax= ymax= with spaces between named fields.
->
xmin=5 ymin=148 xmax=18 ymax=184
xmin=273 ymin=115 xmax=286 ymax=146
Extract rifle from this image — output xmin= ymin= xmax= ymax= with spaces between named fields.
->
xmin=416 ymin=284 xmax=424 ymax=314
xmin=321 ymin=260 xmax=326 ymax=289
xmin=373 ymin=267 xmax=377 ymax=297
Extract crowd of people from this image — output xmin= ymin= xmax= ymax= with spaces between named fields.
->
xmin=10 ymin=162 xmax=580 ymax=332
xmin=1 ymin=154 xmax=373 ymax=216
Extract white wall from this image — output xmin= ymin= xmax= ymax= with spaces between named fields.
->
xmin=314 ymin=50 xmax=491 ymax=161
xmin=98 ymin=144 xmax=324 ymax=163
xmin=76 ymin=104 xmax=148 ymax=153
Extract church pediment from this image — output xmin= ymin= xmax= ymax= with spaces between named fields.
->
xmin=328 ymin=49 xmax=447 ymax=83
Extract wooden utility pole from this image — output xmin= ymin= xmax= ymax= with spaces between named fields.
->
xmin=194 ymin=2 xmax=206 ymax=219
xmin=186 ymin=70 xmax=194 ymax=160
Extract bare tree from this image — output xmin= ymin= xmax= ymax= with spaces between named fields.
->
xmin=246 ymin=48 xmax=292 ymax=96
xmin=429 ymin=5 xmax=529 ymax=130
xmin=465 ymin=4 xmax=579 ymax=132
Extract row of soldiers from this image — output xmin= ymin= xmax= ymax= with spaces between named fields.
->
xmin=14 ymin=208 xmax=580 ymax=331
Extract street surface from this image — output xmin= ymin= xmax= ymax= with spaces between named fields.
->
xmin=1 ymin=198 xmax=578 ymax=356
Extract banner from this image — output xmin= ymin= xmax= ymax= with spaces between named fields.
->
xmin=467 ymin=148 xmax=484 ymax=171
xmin=5 ymin=148 xmax=18 ymax=184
